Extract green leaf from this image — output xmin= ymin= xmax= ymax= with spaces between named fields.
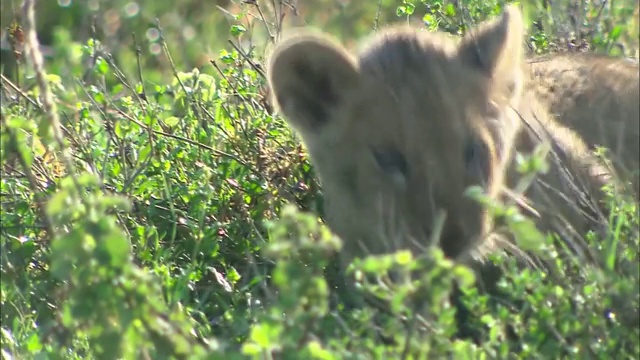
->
xmin=445 ymin=3 xmax=456 ymax=16
xmin=404 ymin=3 xmax=415 ymax=16
xmin=164 ymin=116 xmax=180 ymax=127
xmin=114 ymin=121 xmax=123 ymax=139
xmin=102 ymin=227 xmax=131 ymax=269
xmin=394 ymin=250 xmax=413 ymax=265
xmin=26 ymin=333 xmax=42 ymax=352
xmin=47 ymin=189 xmax=72 ymax=218
xmin=100 ymin=195 xmax=132 ymax=212
xmin=76 ymin=172 xmax=101 ymax=188
xmin=96 ymin=57 xmax=109 ymax=75
xmin=50 ymin=229 xmax=86 ymax=280
xmin=306 ymin=341 xmax=335 ymax=360
xmin=453 ymin=265 xmax=476 ymax=288
xmin=138 ymin=143 xmax=152 ymax=163
xmin=37 ymin=116 xmax=54 ymax=148
xmin=46 ymin=73 xmax=63 ymax=86
xmin=247 ymin=323 xmax=281 ymax=349
xmin=609 ymin=25 xmax=623 ymax=41
xmin=229 ymin=25 xmax=247 ymax=37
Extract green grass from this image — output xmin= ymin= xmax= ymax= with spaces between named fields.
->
xmin=1 ymin=0 xmax=638 ymax=358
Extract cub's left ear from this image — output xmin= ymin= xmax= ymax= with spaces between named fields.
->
xmin=457 ymin=4 xmax=525 ymax=90
xmin=267 ymin=31 xmax=360 ymax=134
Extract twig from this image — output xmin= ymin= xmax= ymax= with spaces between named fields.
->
xmin=227 ymin=39 xmax=266 ymax=79
xmin=373 ymin=0 xmax=383 ymax=31
xmin=0 ymin=73 xmax=41 ymax=109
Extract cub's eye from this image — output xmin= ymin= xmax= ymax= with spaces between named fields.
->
xmin=464 ymin=137 xmax=489 ymax=182
xmin=372 ymin=148 xmax=409 ymax=187
xmin=464 ymin=139 xmax=478 ymax=166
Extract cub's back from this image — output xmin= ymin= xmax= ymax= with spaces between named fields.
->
xmin=526 ymin=54 xmax=640 ymax=195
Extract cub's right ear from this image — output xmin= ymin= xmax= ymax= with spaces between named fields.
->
xmin=267 ymin=32 xmax=360 ymax=133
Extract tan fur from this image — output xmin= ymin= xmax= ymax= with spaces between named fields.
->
xmin=525 ymin=54 xmax=640 ymax=196
xmin=267 ymin=6 xmax=617 ymax=271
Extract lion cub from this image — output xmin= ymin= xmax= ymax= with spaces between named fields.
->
xmin=526 ymin=55 xmax=639 ymax=196
xmin=267 ymin=6 xmax=611 ymax=271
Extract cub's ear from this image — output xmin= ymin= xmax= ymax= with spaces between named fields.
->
xmin=267 ymin=31 xmax=360 ymax=133
xmin=457 ymin=4 xmax=525 ymax=94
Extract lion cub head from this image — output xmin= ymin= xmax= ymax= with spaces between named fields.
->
xmin=268 ymin=6 xmax=526 ymax=263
